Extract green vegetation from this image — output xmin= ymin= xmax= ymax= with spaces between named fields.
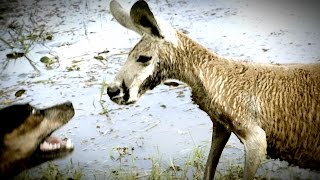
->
xmin=97 ymin=78 xmax=110 ymax=116
xmin=108 ymin=145 xmax=207 ymax=180
xmin=15 ymin=146 xmax=296 ymax=180
xmin=15 ymin=161 xmax=82 ymax=180
xmin=14 ymin=132 xmax=266 ymax=179
xmin=0 ymin=19 xmax=54 ymax=73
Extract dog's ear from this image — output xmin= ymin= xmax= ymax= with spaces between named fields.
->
xmin=110 ymin=0 xmax=163 ymax=38
xmin=0 ymin=104 xmax=31 ymax=139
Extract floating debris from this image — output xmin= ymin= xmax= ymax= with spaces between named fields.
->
xmin=160 ymin=104 xmax=167 ymax=108
xmin=40 ymin=56 xmax=52 ymax=64
xmin=164 ymin=81 xmax=181 ymax=87
xmin=6 ymin=52 xmax=24 ymax=59
xmin=45 ymin=33 xmax=53 ymax=40
xmin=94 ymin=55 xmax=104 ymax=60
xmin=66 ymin=65 xmax=80 ymax=71
xmin=177 ymin=91 xmax=185 ymax=98
xmin=40 ymin=56 xmax=59 ymax=69
xmin=15 ymin=89 xmax=26 ymax=97
xmin=98 ymin=49 xmax=110 ymax=55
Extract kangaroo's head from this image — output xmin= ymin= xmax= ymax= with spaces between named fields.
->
xmin=107 ymin=0 xmax=179 ymax=105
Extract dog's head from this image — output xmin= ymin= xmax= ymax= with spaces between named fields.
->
xmin=0 ymin=102 xmax=75 ymax=177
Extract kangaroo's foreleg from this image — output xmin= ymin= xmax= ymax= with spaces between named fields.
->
xmin=204 ymin=121 xmax=231 ymax=180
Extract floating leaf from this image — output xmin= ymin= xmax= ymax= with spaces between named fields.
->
xmin=15 ymin=89 xmax=26 ymax=97
xmin=46 ymin=33 xmax=53 ymax=40
xmin=40 ymin=56 xmax=51 ymax=63
xmin=160 ymin=104 xmax=167 ymax=108
xmin=94 ymin=56 xmax=104 ymax=60
xmin=66 ymin=65 xmax=80 ymax=72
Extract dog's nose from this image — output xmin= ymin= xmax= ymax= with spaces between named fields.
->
xmin=107 ymin=86 xmax=120 ymax=98
xmin=65 ymin=101 xmax=73 ymax=107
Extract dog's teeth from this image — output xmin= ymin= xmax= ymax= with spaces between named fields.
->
xmin=49 ymin=143 xmax=53 ymax=150
xmin=40 ymin=139 xmax=74 ymax=151
xmin=40 ymin=143 xmax=44 ymax=150
xmin=40 ymin=141 xmax=50 ymax=151
xmin=66 ymin=139 xmax=74 ymax=149
xmin=45 ymin=142 xmax=51 ymax=150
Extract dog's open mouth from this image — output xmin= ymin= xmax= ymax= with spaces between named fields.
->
xmin=39 ymin=136 xmax=74 ymax=152
xmin=31 ymin=134 xmax=74 ymax=161
xmin=32 ymin=135 xmax=74 ymax=160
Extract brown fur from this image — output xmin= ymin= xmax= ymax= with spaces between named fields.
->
xmin=0 ymin=102 xmax=74 ymax=178
xmin=161 ymin=31 xmax=320 ymax=174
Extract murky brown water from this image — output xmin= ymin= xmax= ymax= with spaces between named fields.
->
xmin=1 ymin=0 xmax=319 ymax=179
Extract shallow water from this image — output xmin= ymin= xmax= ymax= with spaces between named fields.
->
xmin=0 ymin=0 xmax=319 ymax=179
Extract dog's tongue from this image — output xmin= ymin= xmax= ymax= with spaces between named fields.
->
xmin=40 ymin=136 xmax=73 ymax=151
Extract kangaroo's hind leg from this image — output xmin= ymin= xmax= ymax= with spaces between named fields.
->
xmin=236 ymin=125 xmax=267 ymax=180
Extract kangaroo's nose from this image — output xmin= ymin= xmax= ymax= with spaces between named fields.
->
xmin=107 ymin=86 xmax=120 ymax=98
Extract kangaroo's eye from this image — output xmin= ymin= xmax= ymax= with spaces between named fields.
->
xmin=137 ymin=55 xmax=152 ymax=63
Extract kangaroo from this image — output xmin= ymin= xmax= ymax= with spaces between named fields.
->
xmin=107 ymin=0 xmax=320 ymax=179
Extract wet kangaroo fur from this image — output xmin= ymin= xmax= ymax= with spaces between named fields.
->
xmin=107 ymin=0 xmax=320 ymax=179
xmin=0 ymin=102 xmax=75 ymax=178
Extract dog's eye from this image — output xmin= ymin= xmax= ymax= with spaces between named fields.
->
xmin=137 ymin=55 xmax=152 ymax=63
xmin=31 ymin=108 xmax=41 ymax=115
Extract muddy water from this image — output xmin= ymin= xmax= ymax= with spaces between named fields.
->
xmin=0 ymin=0 xmax=319 ymax=179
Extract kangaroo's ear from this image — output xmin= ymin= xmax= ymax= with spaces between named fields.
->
xmin=110 ymin=0 xmax=142 ymax=35
xmin=130 ymin=0 xmax=163 ymax=38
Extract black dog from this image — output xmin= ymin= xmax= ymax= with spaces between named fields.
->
xmin=0 ymin=102 xmax=75 ymax=178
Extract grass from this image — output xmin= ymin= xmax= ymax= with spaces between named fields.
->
xmin=15 ymin=147 xmax=304 ymax=180
xmin=100 ymin=78 xmax=108 ymax=102
xmin=215 ymin=161 xmax=244 ymax=180
xmin=15 ymin=161 xmax=82 ymax=180
xmin=18 ymin=145 xmax=207 ymax=179
xmin=0 ymin=18 xmax=54 ymax=73
xmin=108 ymin=144 xmax=207 ymax=180
xmin=108 ymin=132 xmax=208 ymax=179
xmin=97 ymin=78 xmax=110 ymax=116
xmin=13 ymin=133 xmax=302 ymax=180
xmin=40 ymin=162 xmax=82 ymax=180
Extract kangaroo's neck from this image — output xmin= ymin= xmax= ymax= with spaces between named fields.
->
xmin=161 ymin=31 xmax=227 ymax=87
xmin=159 ymin=31 xmax=257 ymax=131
